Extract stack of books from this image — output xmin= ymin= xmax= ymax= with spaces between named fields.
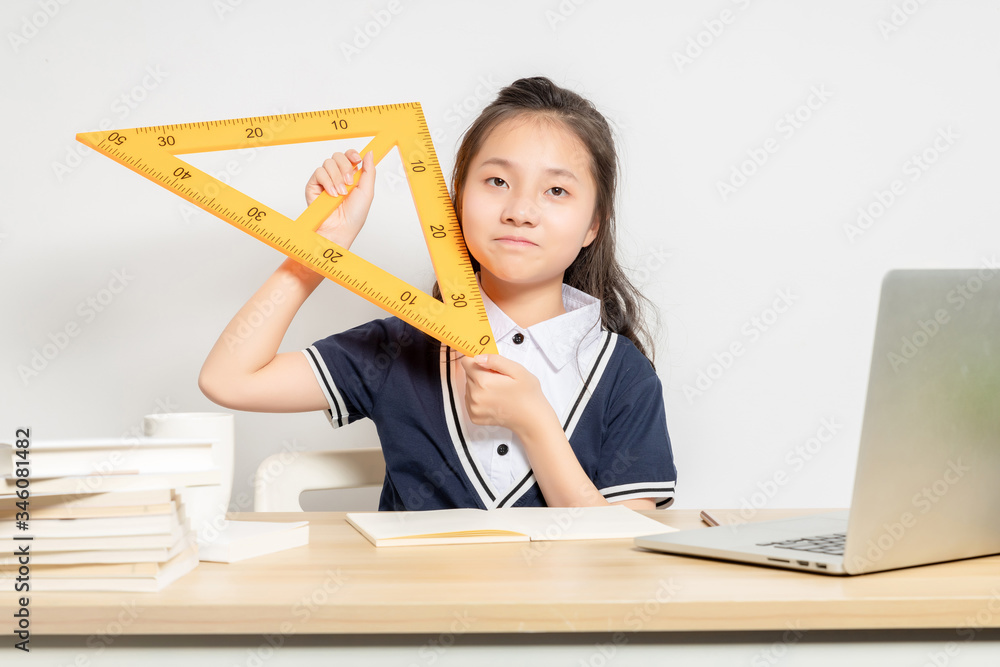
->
xmin=0 ymin=437 xmax=220 ymax=591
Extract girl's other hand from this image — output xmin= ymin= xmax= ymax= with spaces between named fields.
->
xmin=304 ymin=149 xmax=375 ymax=248
xmin=459 ymin=354 xmax=549 ymax=434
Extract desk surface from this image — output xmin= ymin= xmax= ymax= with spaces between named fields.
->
xmin=9 ymin=509 xmax=1000 ymax=635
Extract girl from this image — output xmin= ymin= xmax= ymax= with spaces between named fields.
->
xmin=199 ymin=77 xmax=676 ymax=511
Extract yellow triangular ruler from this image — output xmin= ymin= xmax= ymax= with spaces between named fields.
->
xmin=77 ymin=103 xmax=497 ymax=357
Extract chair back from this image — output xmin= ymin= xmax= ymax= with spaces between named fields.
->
xmin=253 ymin=447 xmax=385 ymax=512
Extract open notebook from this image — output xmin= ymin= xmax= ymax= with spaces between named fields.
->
xmin=347 ymin=506 xmax=675 ymax=547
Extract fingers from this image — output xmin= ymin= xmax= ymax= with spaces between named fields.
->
xmin=325 ymin=150 xmax=360 ymax=196
xmin=460 ymin=357 xmax=490 ymax=424
xmin=354 ymin=150 xmax=375 ymax=196
xmin=464 ymin=353 xmax=518 ymax=378
xmin=339 ymin=150 xmax=376 ymax=230
xmin=458 ymin=354 xmax=478 ymax=377
xmin=459 ymin=357 xmax=488 ymax=394
xmin=307 ymin=165 xmax=335 ymax=202
xmin=308 ymin=149 xmax=370 ymax=198
xmin=459 ymin=354 xmax=491 ymax=375
xmin=460 ymin=356 xmax=517 ymax=400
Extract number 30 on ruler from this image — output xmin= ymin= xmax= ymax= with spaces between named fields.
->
xmin=77 ymin=103 xmax=497 ymax=357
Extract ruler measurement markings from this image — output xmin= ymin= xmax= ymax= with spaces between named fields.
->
xmin=77 ymin=104 xmax=496 ymax=356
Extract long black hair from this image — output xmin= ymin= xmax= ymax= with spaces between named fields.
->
xmin=438 ymin=76 xmax=658 ymax=364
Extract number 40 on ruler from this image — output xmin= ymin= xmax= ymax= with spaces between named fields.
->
xmin=78 ymin=103 xmax=497 ymax=357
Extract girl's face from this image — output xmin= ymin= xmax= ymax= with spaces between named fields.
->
xmin=460 ymin=114 xmax=599 ymax=295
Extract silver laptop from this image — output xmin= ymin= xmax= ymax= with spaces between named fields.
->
xmin=637 ymin=268 xmax=1000 ymax=575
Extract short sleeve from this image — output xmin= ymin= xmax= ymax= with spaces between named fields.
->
xmin=301 ymin=318 xmax=404 ymax=428
xmin=596 ymin=370 xmax=677 ymax=508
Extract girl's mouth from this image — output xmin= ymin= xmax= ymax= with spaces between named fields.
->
xmin=496 ymin=236 xmax=537 ymax=246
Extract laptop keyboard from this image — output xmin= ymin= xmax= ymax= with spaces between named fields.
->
xmin=757 ymin=532 xmax=846 ymax=556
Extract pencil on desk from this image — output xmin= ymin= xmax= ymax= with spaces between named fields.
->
xmin=700 ymin=510 xmax=720 ymax=527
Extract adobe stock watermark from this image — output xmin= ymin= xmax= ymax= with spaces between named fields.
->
xmin=521 ymin=450 xmax=641 ymax=564
xmin=334 ymin=324 xmax=415 ymax=397
xmin=340 ymin=0 xmax=409 ymax=63
xmin=877 ymin=0 xmax=932 ymax=40
xmin=683 ymin=287 xmax=798 ymax=403
xmin=12 ymin=398 xmax=183 ymax=515
xmin=405 ymin=611 xmax=476 ymax=667
xmin=848 ymin=457 xmax=970 ymax=571
xmin=75 ymin=398 xmax=182 ymax=488
xmin=50 ymin=600 xmax=144 ymax=666
xmin=120 ymin=397 xmax=182 ymax=446
xmin=383 ymin=75 xmax=502 ymax=194
xmin=223 ymin=288 xmax=289 ymax=352
xmin=56 ymin=397 xmax=186 ymax=497
xmin=886 ymin=257 xmax=998 ymax=373
xmin=630 ymin=247 xmax=672 ymax=288
xmin=178 ymin=148 xmax=269 ymax=224
xmin=233 ymin=568 xmax=351 ymax=667
xmin=52 ymin=65 xmax=169 ymax=183
xmin=920 ymin=588 xmax=1000 ymax=667
xmin=842 ymin=125 xmax=958 ymax=243
xmin=521 ymin=505 xmax=584 ymax=564
xmin=444 ymin=74 xmax=503 ymax=133
xmin=728 ymin=417 xmax=844 ymax=526
xmin=399 ymin=459 xmax=457 ymax=512
xmin=578 ymin=578 xmax=682 ymax=667
xmin=672 ymin=0 xmax=756 ymax=73
xmin=213 ymin=0 xmax=248 ymax=20
xmin=16 ymin=268 xmax=135 ymax=387
xmin=749 ymin=620 xmax=807 ymax=667
xmin=177 ymin=108 xmax=291 ymax=225
xmin=7 ymin=0 xmax=72 ymax=54
xmin=716 ymin=84 xmax=833 ymax=202
xmin=544 ymin=0 xmax=591 ymax=31
xmin=246 ymin=438 xmax=309 ymax=513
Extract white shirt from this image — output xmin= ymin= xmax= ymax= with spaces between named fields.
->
xmin=452 ymin=282 xmax=605 ymax=495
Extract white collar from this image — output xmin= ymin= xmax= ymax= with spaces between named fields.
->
xmin=479 ymin=280 xmax=603 ymax=371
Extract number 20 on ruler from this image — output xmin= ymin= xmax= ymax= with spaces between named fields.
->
xmin=78 ymin=103 xmax=497 ymax=357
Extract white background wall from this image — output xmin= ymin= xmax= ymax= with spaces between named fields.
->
xmin=3 ymin=0 xmax=998 ymax=514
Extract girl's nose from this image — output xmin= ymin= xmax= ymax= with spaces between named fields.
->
xmin=502 ymin=195 xmax=539 ymax=226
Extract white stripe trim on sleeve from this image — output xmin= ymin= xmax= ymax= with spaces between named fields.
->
xmin=600 ymin=480 xmax=676 ymax=507
xmin=302 ymin=346 xmax=348 ymax=428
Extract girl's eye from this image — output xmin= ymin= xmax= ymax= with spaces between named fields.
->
xmin=487 ymin=177 xmax=507 ymax=188
xmin=547 ymin=186 xmax=567 ymax=197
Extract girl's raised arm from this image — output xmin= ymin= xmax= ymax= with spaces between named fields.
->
xmin=198 ymin=150 xmax=374 ymax=412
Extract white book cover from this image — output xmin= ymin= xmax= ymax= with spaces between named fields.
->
xmin=0 ymin=468 xmax=220 ymax=496
xmin=0 ymin=501 xmax=177 ymax=521
xmin=0 ymin=508 xmax=180 ymax=538
xmin=0 ymin=531 xmax=194 ymax=565
xmin=0 ymin=518 xmax=189 ymax=552
xmin=0 ymin=488 xmax=175 ymax=512
xmin=0 ymin=437 xmax=217 ymax=478
xmin=2 ymin=540 xmax=199 ymax=578
xmin=346 ymin=506 xmax=676 ymax=547
xmin=0 ymin=542 xmax=200 ymax=592
xmin=196 ymin=520 xmax=310 ymax=563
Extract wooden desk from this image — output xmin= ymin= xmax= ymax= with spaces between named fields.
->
xmin=10 ymin=509 xmax=1000 ymax=636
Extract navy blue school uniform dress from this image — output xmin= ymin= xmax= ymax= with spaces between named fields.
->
xmin=301 ymin=284 xmax=677 ymax=511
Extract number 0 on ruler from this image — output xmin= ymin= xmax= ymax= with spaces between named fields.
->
xmin=77 ymin=103 xmax=497 ymax=357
